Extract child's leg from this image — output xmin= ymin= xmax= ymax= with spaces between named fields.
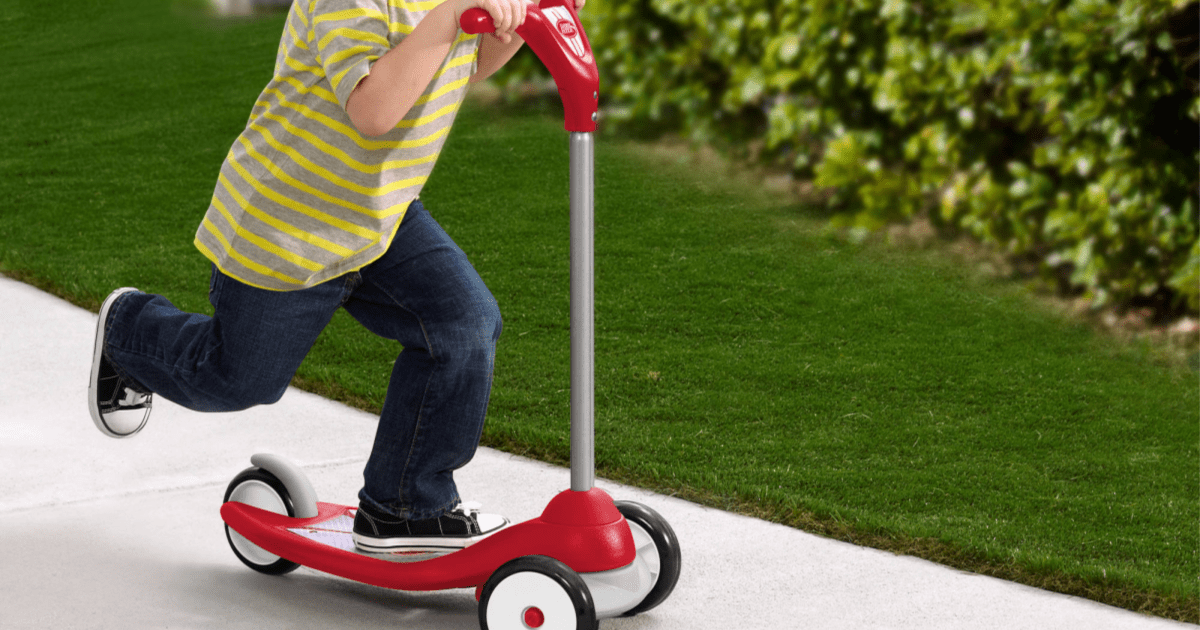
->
xmin=344 ymin=200 xmax=502 ymax=521
xmin=103 ymin=267 xmax=346 ymax=413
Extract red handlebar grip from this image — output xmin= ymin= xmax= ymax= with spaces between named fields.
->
xmin=459 ymin=7 xmax=494 ymax=34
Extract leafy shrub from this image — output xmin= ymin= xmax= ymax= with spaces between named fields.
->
xmin=496 ymin=0 xmax=1199 ymax=315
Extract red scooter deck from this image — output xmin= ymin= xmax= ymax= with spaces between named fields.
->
xmin=221 ymin=488 xmax=636 ymax=592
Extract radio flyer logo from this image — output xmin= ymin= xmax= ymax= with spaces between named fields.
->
xmin=556 ymin=18 xmax=577 ymax=39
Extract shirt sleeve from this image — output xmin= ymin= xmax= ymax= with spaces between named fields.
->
xmin=308 ymin=0 xmax=393 ymax=111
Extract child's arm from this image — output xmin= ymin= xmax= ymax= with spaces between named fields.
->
xmin=469 ymin=30 xmax=527 ymax=84
xmin=346 ymin=0 xmax=526 ymax=137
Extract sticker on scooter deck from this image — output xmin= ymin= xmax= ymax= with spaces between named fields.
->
xmin=285 ymin=508 xmax=449 ymax=564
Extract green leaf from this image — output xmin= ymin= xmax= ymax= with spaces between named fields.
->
xmin=740 ymin=68 xmax=766 ymax=105
xmin=779 ymin=34 xmax=800 ymax=63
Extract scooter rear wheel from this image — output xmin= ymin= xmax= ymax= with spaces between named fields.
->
xmin=479 ymin=555 xmax=597 ymax=630
xmin=223 ymin=467 xmax=301 ymax=575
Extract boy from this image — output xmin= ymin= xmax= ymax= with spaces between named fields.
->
xmin=87 ymin=0 xmax=581 ymax=553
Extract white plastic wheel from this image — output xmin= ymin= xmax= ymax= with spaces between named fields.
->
xmin=223 ymin=467 xmax=299 ymax=575
xmin=628 ymin=519 xmax=662 ymax=587
xmin=479 ymin=556 xmax=596 ymax=630
xmin=227 ymin=478 xmax=288 ymax=566
xmin=487 ymin=572 xmax=577 ymax=629
xmin=613 ymin=501 xmax=681 ymax=617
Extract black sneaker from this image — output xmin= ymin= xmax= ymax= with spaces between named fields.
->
xmin=353 ymin=501 xmax=509 ymax=553
xmin=88 ymin=287 xmax=152 ymax=439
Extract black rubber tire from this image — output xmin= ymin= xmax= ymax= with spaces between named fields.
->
xmin=614 ymin=501 xmax=682 ymax=617
xmin=222 ymin=466 xmax=301 ymax=575
xmin=479 ymin=555 xmax=598 ymax=630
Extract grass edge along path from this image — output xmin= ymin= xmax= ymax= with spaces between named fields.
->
xmin=479 ymin=428 xmax=1198 ymax=622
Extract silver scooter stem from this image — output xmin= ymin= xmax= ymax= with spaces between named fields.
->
xmin=569 ymin=132 xmax=595 ymax=492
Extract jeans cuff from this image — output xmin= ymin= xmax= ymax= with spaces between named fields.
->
xmin=103 ymin=291 xmax=153 ymax=395
xmin=358 ymin=490 xmax=462 ymax=521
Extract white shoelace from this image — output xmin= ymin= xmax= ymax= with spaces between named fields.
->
xmin=119 ymin=387 xmax=150 ymax=407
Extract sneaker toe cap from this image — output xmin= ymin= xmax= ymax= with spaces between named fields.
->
xmin=476 ymin=513 xmax=509 ymax=535
xmin=101 ymin=408 xmax=148 ymax=437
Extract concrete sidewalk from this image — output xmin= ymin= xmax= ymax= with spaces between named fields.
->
xmin=0 ymin=275 xmax=1191 ymax=629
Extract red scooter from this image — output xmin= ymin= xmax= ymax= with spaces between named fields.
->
xmin=220 ymin=3 xmax=681 ymax=629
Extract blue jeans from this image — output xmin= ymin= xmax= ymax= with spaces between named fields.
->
xmin=104 ymin=200 xmax=503 ymax=520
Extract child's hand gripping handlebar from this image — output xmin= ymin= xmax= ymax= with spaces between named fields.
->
xmin=460 ymin=0 xmax=599 ymax=132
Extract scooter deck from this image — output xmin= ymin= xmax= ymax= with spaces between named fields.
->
xmin=221 ymin=488 xmax=636 ymax=592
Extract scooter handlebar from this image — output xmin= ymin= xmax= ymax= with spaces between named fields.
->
xmin=459 ymin=1 xmax=599 ymax=132
xmin=458 ymin=7 xmax=497 ymax=34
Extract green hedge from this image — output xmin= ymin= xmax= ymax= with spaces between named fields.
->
xmin=497 ymin=0 xmax=1199 ymax=314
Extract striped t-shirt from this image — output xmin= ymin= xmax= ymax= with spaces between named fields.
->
xmin=195 ymin=0 xmax=480 ymax=291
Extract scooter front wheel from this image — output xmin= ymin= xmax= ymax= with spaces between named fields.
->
xmin=223 ymin=467 xmax=301 ymax=575
xmin=479 ymin=555 xmax=597 ymax=630
xmin=615 ymin=501 xmax=681 ymax=616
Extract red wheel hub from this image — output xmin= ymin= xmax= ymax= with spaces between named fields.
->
xmin=523 ymin=606 xmax=545 ymax=628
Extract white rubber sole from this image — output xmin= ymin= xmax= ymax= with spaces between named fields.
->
xmin=87 ymin=287 xmax=148 ymax=439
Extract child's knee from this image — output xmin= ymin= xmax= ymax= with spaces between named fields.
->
xmin=467 ymin=302 xmax=502 ymax=355
xmin=482 ymin=299 xmax=502 ymax=342
xmin=435 ymin=302 xmax=501 ymax=364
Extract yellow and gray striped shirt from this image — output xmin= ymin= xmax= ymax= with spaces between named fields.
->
xmin=195 ymin=0 xmax=480 ymax=291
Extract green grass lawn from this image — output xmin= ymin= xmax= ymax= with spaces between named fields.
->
xmin=1 ymin=0 xmax=1197 ymax=620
